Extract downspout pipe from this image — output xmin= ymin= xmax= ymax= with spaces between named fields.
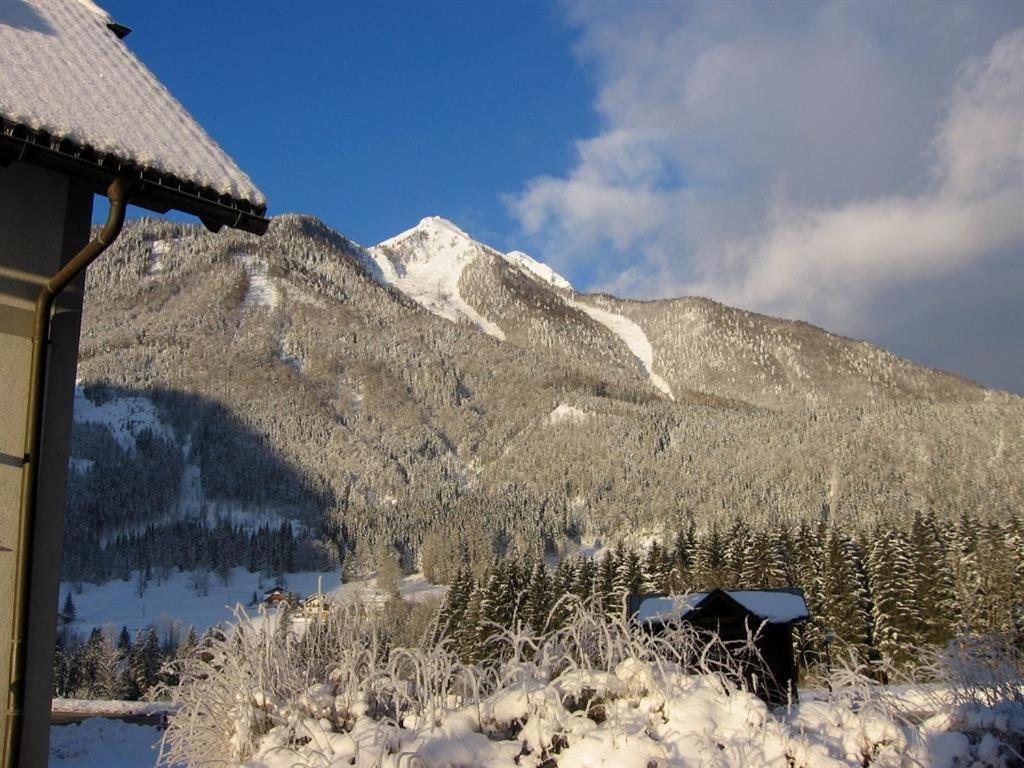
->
xmin=4 ymin=177 xmax=134 ymax=768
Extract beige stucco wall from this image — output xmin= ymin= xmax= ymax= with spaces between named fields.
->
xmin=0 ymin=161 xmax=91 ymax=766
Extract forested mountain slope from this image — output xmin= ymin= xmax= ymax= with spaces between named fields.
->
xmin=67 ymin=214 xmax=1022 ymax=581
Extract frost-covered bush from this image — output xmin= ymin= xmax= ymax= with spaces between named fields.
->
xmin=159 ymin=601 xmax=1024 ymax=768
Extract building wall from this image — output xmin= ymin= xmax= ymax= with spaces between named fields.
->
xmin=0 ymin=162 xmax=92 ymax=766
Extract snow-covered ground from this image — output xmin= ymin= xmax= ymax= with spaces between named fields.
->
xmin=547 ymin=403 xmax=591 ymax=426
xmin=504 ymin=250 xmax=573 ymax=291
xmin=72 ymin=389 xmax=174 ymax=451
xmin=237 ymin=253 xmax=280 ymax=308
xmin=370 ymin=217 xmax=506 ymax=340
xmin=60 ymin=568 xmax=443 ymax=636
xmin=146 ymin=239 xmax=170 ymax=275
xmin=49 ymin=719 xmax=170 ymax=767
xmin=566 ymin=297 xmax=675 ymax=400
xmin=61 ymin=567 xmax=327 ymax=637
xmin=185 ymin=651 xmax=1024 ymax=768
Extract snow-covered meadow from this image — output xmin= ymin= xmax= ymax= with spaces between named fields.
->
xmin=156 ymin=601 xmax=1024 ymax=768
xmin=59 ymin=567 xmax=444 ymax=638
xmin=50 ymin=719 xmax=170 ymax=768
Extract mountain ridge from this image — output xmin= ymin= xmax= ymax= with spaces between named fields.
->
xmin=64 ymin=212 xmax=1021 ymax=581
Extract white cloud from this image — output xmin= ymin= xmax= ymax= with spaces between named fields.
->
xmin=509 ymin=2 xmax=1024 ymax=336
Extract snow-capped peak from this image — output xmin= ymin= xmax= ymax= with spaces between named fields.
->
xmin=376 ymin=216 xmax=472 ymax=252
xmin=504 ymin=250 xmax=573 ymax=292
xmin=369 ymin=216 xmax=505 ymax=339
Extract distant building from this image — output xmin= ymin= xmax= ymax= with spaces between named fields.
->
xmin=263 ymin=586 xmax=294 ymax=606
xmin=300 ymin=591 xmax=331 ymax=620
xmin=630 ymin=588 xmax=809 ymax=706
xmin=0 ymin=2 xmax=267 ymax=763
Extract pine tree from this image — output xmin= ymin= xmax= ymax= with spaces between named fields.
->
xmin=641 ymin=542 xmax=669 ymax=593
xmin=129 ymin=627 xmax=162 ymax=696
xmin=740 ymin=530 xmax=785 ymax=589
xmin=572 ymin=557 xmax=596 ymax=602
xmin=950 ymin=509 xmax=982 ymax=632
xmin=78 ymin=628 xmax=122 ymax=699
xmin=866 ymin=527 xmax=920 ymax=668
xmin=820 ymin=528 xmax=871 ymax=658
xmin=668 ymin=522 xmax=696 ymax=592
xmin=62 ymin=592 xmax=77 ymax=622
xmin=908 ymin=511 xmax=956 ymax=646
xmin=523 ymin=561 xmax=553 ymax=634
xmin=792 ymin=519 xmax=826 ymax=667
xmin=458 ymin=583 xmax=485 ymax=663
xmin=695 ymin=525 xmax=727 ymax=589
xmin=436 ymin=566 xmax=473 ymax=641
xmin=724 ymin=519 xmax=751 ymax=589
xmin=593 ymin=552 xmax=617 ymax=615
xmin=612 ymin=546 xmax=642 ymax=608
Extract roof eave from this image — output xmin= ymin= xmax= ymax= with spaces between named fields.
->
xmin=0 ymin=121 xmax=268 ymax=235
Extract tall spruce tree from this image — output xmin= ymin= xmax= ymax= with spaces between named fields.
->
xmin=866 ymin=527 xmax=920 ymax=668
xmin=821 ymin=528 xmax=871 ymax=658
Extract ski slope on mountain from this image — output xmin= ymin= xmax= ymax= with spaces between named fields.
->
xmin=369 ymin=217 xmax=506 ymax=340
xmin=566 ymin=297 xmax=675 ymax=399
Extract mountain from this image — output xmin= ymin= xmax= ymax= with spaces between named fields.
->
xmin=66 ymin=213 xmax=1022 ymax=581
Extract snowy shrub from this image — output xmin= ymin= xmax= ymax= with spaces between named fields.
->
xmin=159 ymin=600 xmax=1024 ymax=768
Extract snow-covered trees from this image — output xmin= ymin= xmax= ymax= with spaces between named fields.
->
xmin=66 ymin=216 xmax=1022 ymax=597
xmin=424 ymin=512 xmax=1024 ymax=675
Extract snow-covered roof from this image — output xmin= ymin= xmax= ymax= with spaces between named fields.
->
xmin=0 ymin=0 xmax=266 ymax=229
xmin=636 ymin=589 xmax=809 ymax=626
xmin=635 ymin=594 xmax=708 ymax=623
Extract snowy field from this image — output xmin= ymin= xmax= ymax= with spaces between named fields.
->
xmin=61 ymin=567 xmax=444 ymax=637
xmin=49 ymin=682 xmax=1022 ymax=768
xmin=49 ymin=719 xmax=170 ymax=767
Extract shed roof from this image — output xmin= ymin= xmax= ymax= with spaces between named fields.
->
xmin=0 ymin=0 xmax=267 ymax=233
xmin=636 ymin=589 xmax=809 ymax=626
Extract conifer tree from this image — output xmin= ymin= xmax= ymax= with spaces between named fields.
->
xmin=458 ymin=583 xmax=484 ymax=663
xmin=62 ymin=592 xmax=77 ymax=623
xmin=612 ymin=547 xmax=642 ymax=604
xmin=642 ymin=542 xmax=669 ymax=593
xmin=866 ymin=527 xmax=920 ymax=667
xmin=668 ymin=522 xmax=696 ymax=592
xmin=78 ymin=628 xmax=122 ymax=699
xmin=572 ymin=557 xmax=596 ymax=601
xmin=695 ymin=525 xmax=727 ymax=589
xmin=724 ymin=519 xmax=750 ymax=589
xmin=593 ymin=553 xmax=618 ymax=615
xmin=820 ymin=528 xmax=871 ymax=658
xmin=907 ymin=511 xmax=956 ymax=647
xmin=436 ymin=566 xmax=473 ymax=641
xmin=524 ymin=560 xmax=552 ymax=634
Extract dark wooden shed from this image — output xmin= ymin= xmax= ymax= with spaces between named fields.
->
xmin=630 ymin=588 xmax=809 ymax=706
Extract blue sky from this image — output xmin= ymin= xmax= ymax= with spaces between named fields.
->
xmin=100 ymin=0 xmax=594 ymax=253
xmin=101 ymin=1 xmax=1023 ymax=393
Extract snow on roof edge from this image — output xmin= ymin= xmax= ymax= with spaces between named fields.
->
xmin=636 ymin=589 xmax=809 ymax=625
xmin=0 ymin=0 xmax=265 ymax=209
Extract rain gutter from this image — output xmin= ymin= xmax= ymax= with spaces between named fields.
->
xmin=3 ymin=177 xmax=135 ymax=768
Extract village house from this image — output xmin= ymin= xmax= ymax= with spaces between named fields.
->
xmin=263 ymin=586 xmax=295 ymax=607
xmin=300 ymin=590 xmax=332 ymax=620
